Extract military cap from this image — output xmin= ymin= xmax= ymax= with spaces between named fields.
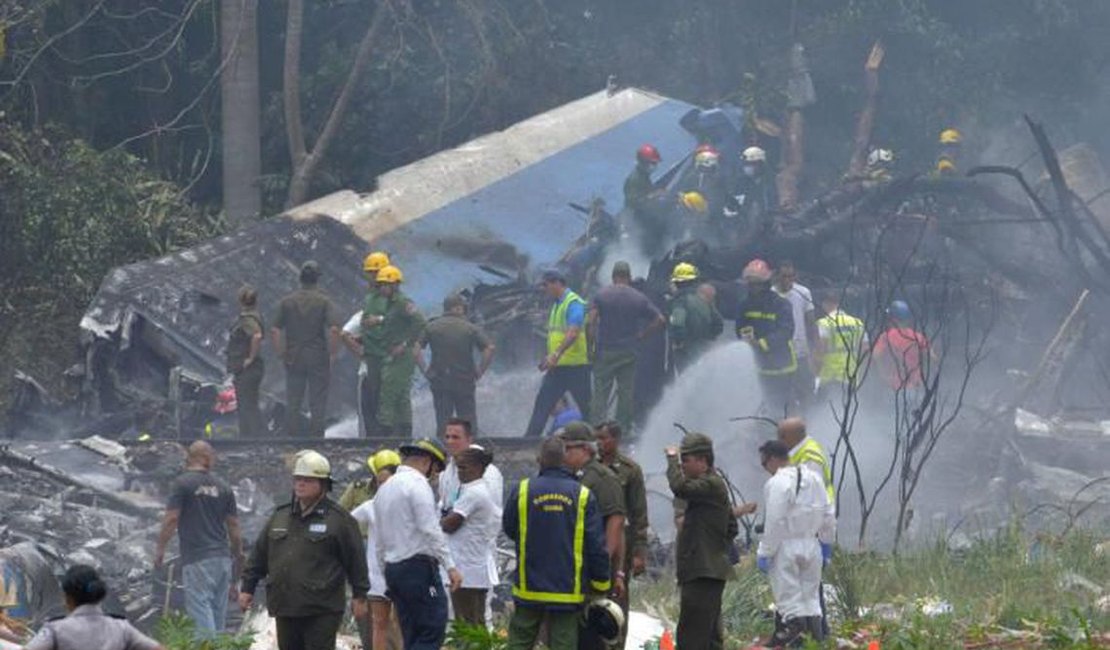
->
xmin=558 ymin=421 xmax=595 ymax=444
xmin=680 ymin=432 xmax=714 ymax=455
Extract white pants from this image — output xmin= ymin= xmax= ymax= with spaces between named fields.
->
xmin=769 ymin=537 xmax=823 ymax=621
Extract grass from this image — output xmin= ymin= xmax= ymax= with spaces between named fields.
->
xmin=631 ymin=525 xmax=1109 ymax=649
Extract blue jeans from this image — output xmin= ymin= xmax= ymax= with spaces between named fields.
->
xmin=385 ymin=556 xmax=448 ymax=650
xmin=182 ymin=556 xmax=232 ymax=638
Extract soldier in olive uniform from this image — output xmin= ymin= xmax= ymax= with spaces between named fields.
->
xmin=227 ymin=285 xmax=266 ymax=437
xmin=595 ymin=421 xmax=649 ymax=647
xmin=353 ymin=251 xmax=393 ymax=437
xmin=416 ymin=292 xmax=495 ymax=435
xmin=665 ymin=433 xmax=737 ymax=650
xmin=372 ymin=266 xmax=426 ymax=437
xmin=667 ymin=264 xmax=723 ymax=375
xmin=558 ymin=422 xmax=627 ymax=650
xmin=271 ymin=261 xmax=342 ymax=438
xmin=240 ymin=451 xmax=370 ymax=650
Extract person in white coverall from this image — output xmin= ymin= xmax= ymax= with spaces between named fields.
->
xmin=755 ymin=440 xmax=836 ymax=647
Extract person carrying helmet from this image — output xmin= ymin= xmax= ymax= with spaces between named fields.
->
xmin=271 ymin=261 xmax=343 ymax=437
xmin=755 ymin=440 xmax=835 ymax=648
xmin=664 ymin=432 xmax=737 ymax=650
xmin=624 ymin=144 xmax=671 ymax=257
xmin=725 ymin=146 xmax=777 ymax=236
xmin=683 ymin=145 xmax=728 ymax=230
xmin=667 ymin=263 xmax=723 ymax=375
xmin=814 ymin=291 xmax=868 ymax=403
xmin=340 ymin=251 xmax=393 ymax=437
xmin=503 ymin=437 xmax=611 ymax=650
xmin=524 ymin=270 xmax=592 ymax=437
xmin=373 ymin=265 xmax=426 ymax=437
xmin=736 ymin=259 xmax=797 ymax=417
xmin=227 ymin=285 xmax=266 ymax=437
xmin=873 ymin=300 xmax=933 ymax=392
xmin=349 ymin=449 xmax=404 ymax=650
xmin=373 ymin=438 xmax=461 ymax=650
xmin=864 ymin=147 xmax=895 ymax=184
xmin=936 ymin=128 xmax=962 ymax=175
xmin=240 ymin=450 xmax=370 ymax=650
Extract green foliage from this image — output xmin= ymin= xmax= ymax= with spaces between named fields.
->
xmin=153 ymin=612 xmax=253 ymax=650
xmin=445 ymin=620 xmax=508 ymax=650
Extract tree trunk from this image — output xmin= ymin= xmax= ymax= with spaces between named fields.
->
xmin=220 ymin=0 xmax=262 ymax=225
xmin=846 ymin=42 xmax=885 ymax=178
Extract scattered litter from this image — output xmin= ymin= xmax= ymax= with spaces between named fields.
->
xmin=77 ymin=435 xmax=129 ymax=460
xmin=625 ymin=611 xmax=665 ymax=650
xmin=1014 ymin=408 xmax=1051 ymax=435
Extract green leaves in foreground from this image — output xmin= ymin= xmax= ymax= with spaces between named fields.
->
xmin=153 ymin=612 xmax=253 ymax=650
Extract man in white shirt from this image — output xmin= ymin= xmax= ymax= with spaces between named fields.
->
xmin=341 ymin=311 xmax=373 ymax=436
xmin=440 ymin=447 xmax=498 ymax=625
xmin=374 ymin=438 xmax=461 ymax=650
xmin=438 ymin=419 xmax=504 ymax=590
xmin=350 ymin=450 xmax=402 ymax=650
xmin=773 ymin=260 xmax=819 ymax=413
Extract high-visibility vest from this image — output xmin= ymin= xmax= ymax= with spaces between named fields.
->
xmin=817 ymin=310 xmax=865 ymax=384
xmin=547 ymin=290 xmax=589 ymax=366
xmin=790 ymin=437 xmax=834 ymax=503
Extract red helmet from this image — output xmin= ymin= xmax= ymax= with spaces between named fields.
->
xmin=742 ymin=258 xmax=773 ymax=282
xmin=636 ymin=144 xmax=661 ymax=164
xmin=695 ymin=143 xmax=720 ymax=156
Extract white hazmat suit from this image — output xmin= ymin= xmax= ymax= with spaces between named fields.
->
xmin=756 ymin=464 xmax=836 ymax=621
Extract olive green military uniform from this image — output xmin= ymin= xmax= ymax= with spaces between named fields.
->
xmin=339 ymin=477 xmax=374 ymax=518
xmin=624 ymin=164 xmax=667 ymax=257
xmin=418 ymin=313 xmax=493 ymax=434
xmin=360 ymin=290 xmax=391 ymax=437
xmin=603 ymin=453 xmax=649 ymax=648
xmin=576 ymin=457 xmax=625 ymax=650
xmin=668 ymin=288 xmax=723 ymax=374
xmin=377 ymin=290 xmax=425 ymax=436
xmin=668 ymin=434 xmax=736 ymax=650
xmin=228 ymin=309 xmax=265 ymax=437
xmin=273 ymin=287 xmax=342 ymax=437
xmin=241 ymin=496 xmax=371 ymax=650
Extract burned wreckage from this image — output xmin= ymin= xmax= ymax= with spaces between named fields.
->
xmin=5 ymin=74 xmax=1110 ymax=640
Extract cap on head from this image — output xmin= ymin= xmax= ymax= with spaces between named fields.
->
xmin=293 ymin=450 xmax=331 ymax=479
xmin=364 ymin=251 xmax=391 ymax=273
xmin=376 ymin=265 xmax=403 ymax=284
xmin=671 ymin=262 xmax=699 ymax=284
xmin=400 ymin=438 xmax=448 ymax=469
xmin=300 ymin=261 xmax=321 ymax=284
xmin=443 ymin=292 xmax=466 ymax=312
xmin=679 ymin=432 xmax=714 ymax=456
xmin=367 ymin=449 xmax=402 ymax=474
xmin=558 ymin=421 xmax=595 ymax=444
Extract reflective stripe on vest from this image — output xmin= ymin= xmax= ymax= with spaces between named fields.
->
xmin=818 ymin=311 xmax=865 ymax=383
xmin=512 ymin=478 xmax=594 ymax=604
xmin=743 ymin=310 xmax=798 ymax=375
xmin=790 ymin=438 xmax=834 ymax=502
xmin=547 ymin=290 xmax=589 ymax=366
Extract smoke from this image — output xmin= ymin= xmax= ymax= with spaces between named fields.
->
xmin=597 ymin=231 xmax=656 ymax=283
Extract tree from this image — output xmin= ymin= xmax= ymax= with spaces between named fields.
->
xmin=220 ymin=0 xmax=262 ymax=224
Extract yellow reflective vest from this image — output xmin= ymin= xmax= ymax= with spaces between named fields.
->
xmin=790 ymin=437 xmax=834 ymax=503
xmin=817 ymin=310 xmax=866 ymax=384
xmin=547 ymin=290 xmax=589 ymax=366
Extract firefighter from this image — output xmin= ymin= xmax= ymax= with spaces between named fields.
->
xmin=624 ymin=144 xmax=669 ymax=257
xmin=936 ymin=128 xmax=962 ymax=175
xmin=374 ymin=266 xmax=425 ymax=438
xmin=667 ymin=263 xmax=723 ymax=375
xmin=347 ymin=251 xmax=392 ymax=437
xmin=736 ymin=259 xmax=797 ymax=417
xmin=725 ymin=146 xmax=776 ymax=235
xmin=240 ymin=450 xmax=370 ymax=650
xmin=503 ymin=437 xmax=611 ymax=650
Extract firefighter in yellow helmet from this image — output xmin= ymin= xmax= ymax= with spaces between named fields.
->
xmin=936 ymin=128 xmax=962 ymax=175
xmin=667 ymin=263 xmax=723 ymax=375
xmin=240 ymin=450 xmax=370 ymax=649
xmin=342 ymin=252 xmax=394 ymax=438
xmin=374 ymin=266 xmax=425 ymax=437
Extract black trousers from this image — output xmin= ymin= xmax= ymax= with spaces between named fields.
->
xmin=234 ymin=360 xmax=265 ymax=437
xmin=431 ymin=385 xmax=477 ymax=436
xmin=385 ymin=556 xmax=448 ymax=650
xmin=678 ymin=578 xmax=725 ymax=650
xmin=360 ymin=357 xmax=385 ymax=437
xmin=284 ymin=353 xmax=330 ymax=438
xmin=524 ymin=365 xmax=591 ymax=437
xmin=275 ymin=612 xmax=344 ymax=650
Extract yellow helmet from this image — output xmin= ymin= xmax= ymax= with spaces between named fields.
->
xmin=376 ymin=265 xmax=403 ymax=284
xmin=293 ymin=450 xmax=331 ymax=479
xmin=363 ymin=251 xmax=391 ymax=273
xmin=936 ymin=157 xmax=957 ymax=173
xmin=367 ymin=449 xmax=402 ymax=474
xmin=681 ymin=191 xmax=708 ymax=214
xmin=671 ymin=262 xmax=699 ymax=283
xmin=939 ymin=128 xmax=962 ymax=144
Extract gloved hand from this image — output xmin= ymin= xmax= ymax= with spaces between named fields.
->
xmin=756 ymin=556 xmax=772 ymax=574
xmin=821 ymin=543 xmax=833 ymax=565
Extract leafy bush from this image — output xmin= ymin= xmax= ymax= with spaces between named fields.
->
xmin=153 ymin=612 xmax=253 ymax=650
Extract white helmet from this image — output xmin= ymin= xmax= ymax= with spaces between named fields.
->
xmin=293 ymin=450 xmax=331 ymax=480
xmin=742 ymin=146 xmax=767 ymax=163
xmin=867 ymin=148 xmax=894 ymax=167
xmin=694 ymin=149 xmax=720 ymax=170
xmin=583 ymin=598 xmax=625 ymax=646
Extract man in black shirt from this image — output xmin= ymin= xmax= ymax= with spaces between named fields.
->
xmin=155 ymin=441 xmax=242 ymax=638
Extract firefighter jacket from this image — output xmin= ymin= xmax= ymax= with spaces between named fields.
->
xmin=736 ymin=289 xmax=796 ymax=375
xmin=503 ymin=467 xmax=611 ymax=610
